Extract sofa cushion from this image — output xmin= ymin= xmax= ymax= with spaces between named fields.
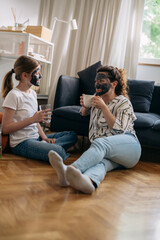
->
xmin=50 ymin=106 xmax=90 ymax=136
xmin=77 ymin=61 xmax=102 ymax=95
xmin=150 ymin=85 xmax=160 ymax=114
xmin=54 ymin=75 xmax=80 ymax=108
xmin=52 ymin=106 xmax=90 ymax=123
xmin=134 ymin=112 xmax=160 ymax=128
xmin=152 ymin=119 xmax=160 ymax=130
xmin=128 ymin=79 xmax=155 ymax=113
xmin=136 ymin=128 xmax=160 ymax=148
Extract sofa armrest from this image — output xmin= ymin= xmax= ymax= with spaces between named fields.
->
xmin=54 ymin=75 xmax=80 ymax=109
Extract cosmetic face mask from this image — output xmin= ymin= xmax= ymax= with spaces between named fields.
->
xmin=30 ymin=67 xmax=42 ymax=86
xmin=95 ymin=73 xmax=111 ymax=96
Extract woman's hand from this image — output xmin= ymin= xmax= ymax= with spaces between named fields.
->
xmin=92 ymin=96 xmax=106 ymax=109
xmin=43 ymin=138 xmax=56 ymax=144
xmin=32 ymin=109 xmax=51 ymax=123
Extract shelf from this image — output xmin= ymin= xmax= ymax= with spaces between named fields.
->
xmin=37 ymin=94 xmax=48 ymax=99
xmin=0 ymin=31 xmax=54 ymax=96
xmin=0 ymin=31 xmax=54 ymax=63
xmin=0 ymin=29 xmax=25 ymax=33
xmin=0 ymin=54 xmax=52 ymax=64
xmin=37 ymin=94 xmax=49 ymax=106
xmin=27 ymin=55 xmax=52 ymax=64
xmin=0 ymin=31 xmax=53 ymax=45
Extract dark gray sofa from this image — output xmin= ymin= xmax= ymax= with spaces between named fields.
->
xmin=50 ymin=62 xmax=160 ymax=149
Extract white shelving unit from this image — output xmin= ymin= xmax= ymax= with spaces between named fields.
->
xmin=0 ymin=31 xmax=54 ymax=97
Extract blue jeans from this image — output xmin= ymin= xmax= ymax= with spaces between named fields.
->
xmin=72 ymin=133 xmax=141 ymax=187
xmin=11 ymin=131 xmax=77 ymax=162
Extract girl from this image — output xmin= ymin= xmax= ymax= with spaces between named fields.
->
xmin=1 ymin=55 xmax=77 ymax=162
xmin=48 ymin=65 xmax=141 ymax=194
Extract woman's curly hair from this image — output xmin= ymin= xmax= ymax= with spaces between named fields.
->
xmin=97 ymin=65 xmax=129 ymax=98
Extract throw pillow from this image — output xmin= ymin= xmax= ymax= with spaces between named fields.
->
xmin=77 ymin=61 xmax=102 ymax=95
xmin=128 ymin=79 xmax=155 ymax=113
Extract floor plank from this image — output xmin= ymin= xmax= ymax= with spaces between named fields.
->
xmin=0 ymin=146 xmax=160 ymax=240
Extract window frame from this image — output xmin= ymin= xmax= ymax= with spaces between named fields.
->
xmin=139 ymin=0 xmax=160 ymax=66
xmin=138 ymin=58 xmax=160 ymax=66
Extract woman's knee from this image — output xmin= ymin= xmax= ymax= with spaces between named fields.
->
xmin=124 ymin=146 xmax=141 ymax=168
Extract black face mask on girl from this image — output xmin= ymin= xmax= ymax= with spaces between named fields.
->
xmin=30 ymin=67 xmax=42 ymax=86
xmin=95 ymin=73 xmax=111 ymax=96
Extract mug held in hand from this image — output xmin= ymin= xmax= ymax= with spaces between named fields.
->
xmin=83 ymin=94 xmax=94 ymax=108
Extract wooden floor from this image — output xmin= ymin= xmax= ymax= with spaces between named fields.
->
xmin=0 ymin=143 xmax=160 ymax=240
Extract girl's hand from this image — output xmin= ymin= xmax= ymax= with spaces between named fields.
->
xmin=43 ymin=138 xmax=56 ymax=144
xmin=32 ymin=109 xmax=51 ymax=123
xmin=92 ymin=96 xmax=106 ymax=109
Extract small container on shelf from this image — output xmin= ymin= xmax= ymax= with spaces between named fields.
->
xmin=26 ymin=26 xmax=52 ymax=42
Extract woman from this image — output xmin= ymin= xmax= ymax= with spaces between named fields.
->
xmin=48 ymin=65 xmax=141 ymax=193
xmin=1 ymin=55 xmax=77 ymax=162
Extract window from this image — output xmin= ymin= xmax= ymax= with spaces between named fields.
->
xmin=139 ymin=0 xmax=160 ymax=65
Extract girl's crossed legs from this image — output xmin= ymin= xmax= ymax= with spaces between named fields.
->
xmin=11 ymin=131 xmax=77 ymax=162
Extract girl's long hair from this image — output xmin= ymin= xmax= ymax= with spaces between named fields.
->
xmin=1 ymin=55 xmax=39 ymax=98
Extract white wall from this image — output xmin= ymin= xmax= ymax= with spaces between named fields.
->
xmin=0 ymin=0 xmax=40 ymax=27
xmin=0 ymin=0 xmax=41 ymax=112
xmin=136 ymin=65 xmax=160 ymax=84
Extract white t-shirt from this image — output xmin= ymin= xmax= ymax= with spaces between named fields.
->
xmin=2 ymin=88 xmax=39 ymax=147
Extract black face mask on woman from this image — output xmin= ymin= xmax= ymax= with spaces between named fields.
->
xmin=30 ymin=67 xmax=42 ymax=86
xmin=95 ymin=73 xmax=111 ymax=96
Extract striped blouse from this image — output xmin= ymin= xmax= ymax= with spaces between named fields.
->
xmin=89 ymin=95 xmax=137 ymax=142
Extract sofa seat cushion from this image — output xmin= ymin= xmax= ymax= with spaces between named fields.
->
xmin=152 ymin=120 xmax=160 ymax=130
xmin=50 ymin=106 xmax=90 ymax=136
xmin=78 ymin=61 xmax=102 ymax=95
xmin=134 ymin=112 xmax=160 ymax=129
xmin=52 ymin=106 xmax=90 ymax=123
xmin=128 ymin=80 xmax=155 ymax=113
xmin=136 ymin=128 xmax=160 ymax=148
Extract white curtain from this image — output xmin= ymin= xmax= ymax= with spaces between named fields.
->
xmin=38 ymin=0 xmax=145 ymax=108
